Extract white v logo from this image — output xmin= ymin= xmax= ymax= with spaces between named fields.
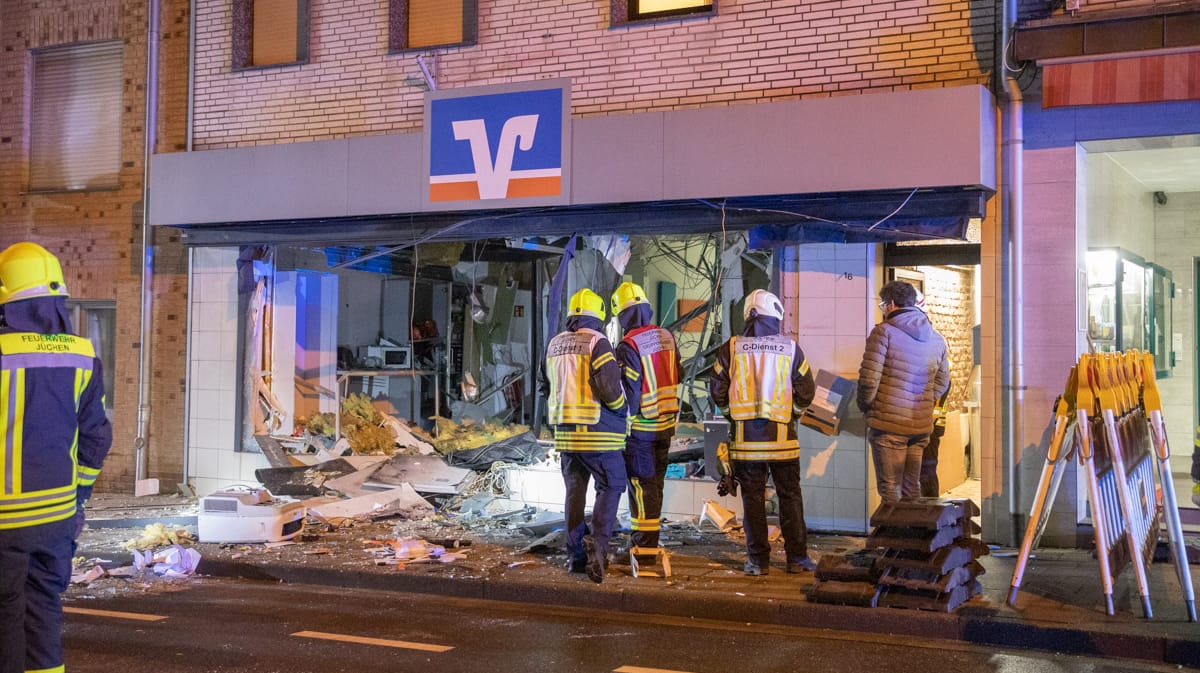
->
xmin=451 ymin=114 xmax=540 ymax=199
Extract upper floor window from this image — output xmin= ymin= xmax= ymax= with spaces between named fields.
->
xmin=390 ymin=0 xmax=477 ymax=52
xmin=232 ymin=0 xmax=310 ymax=69
xmin=30 ymin=41 xmax=123 ymax=192
xmin=614 ymin=0 xmax=714 ymax=24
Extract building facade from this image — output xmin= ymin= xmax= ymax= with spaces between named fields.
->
xmin=0 ymin=0 xmax=193 ymax=494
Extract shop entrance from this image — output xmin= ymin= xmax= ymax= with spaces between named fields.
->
xmin=883 ymin=247 xmax=983 ymax=499
xmin=1081 ymin=135 xmax=1200 ymax=523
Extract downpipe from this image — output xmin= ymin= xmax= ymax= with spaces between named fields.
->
xmin=135 ymin=0 xmax=161 ymax=482
xmin=1001 ymin=0 xmax=1025 ymax=545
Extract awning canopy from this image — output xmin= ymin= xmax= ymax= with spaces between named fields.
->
xmin=178 ymin=186 xmax=987 ymax=248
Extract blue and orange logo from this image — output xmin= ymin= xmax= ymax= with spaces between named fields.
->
xmin=428 ymin=86 xmax=565 ymax=202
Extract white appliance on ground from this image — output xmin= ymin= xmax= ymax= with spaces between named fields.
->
xmin=197 ymin=487 xmax=306 ymax=543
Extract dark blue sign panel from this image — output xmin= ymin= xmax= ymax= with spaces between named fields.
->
xmin=426 ymin=81 xmax=570 ymax=204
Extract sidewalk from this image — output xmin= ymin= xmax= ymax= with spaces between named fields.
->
xmin=72 ymin=494 xmax=1200 ymax=668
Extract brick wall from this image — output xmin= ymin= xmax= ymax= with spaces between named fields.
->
xmin=0 ymin=0 xmax=192 ymax=493
xmin=191 ymin=0 xmax=996 ymax=148
xmin=921 ymin=265 xmax=976 ymax=412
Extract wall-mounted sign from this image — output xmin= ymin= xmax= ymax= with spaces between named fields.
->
xmin=424 ymin=79 xmax=571 ymax=208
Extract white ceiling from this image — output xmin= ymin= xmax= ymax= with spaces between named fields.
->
xmin=1102 ymin=145 xmax=1200 ymax=193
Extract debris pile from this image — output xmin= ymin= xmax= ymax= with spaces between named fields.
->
xmin=809 ymin=498 xmax=987 ymax=612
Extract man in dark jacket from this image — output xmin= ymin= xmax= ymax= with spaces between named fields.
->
xmin=857 ymin=280 xmax=950 ymax=504
xmin=709 ymin=289 xmax=816 ymax=575
xmin=0 ymin=242 xmax=113 ymax=673
xmin=545 ymin=288 xmax=628 ymax=584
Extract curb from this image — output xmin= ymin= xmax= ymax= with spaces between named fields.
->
xmin=194 ymin=556 xmax=1200 ymax=668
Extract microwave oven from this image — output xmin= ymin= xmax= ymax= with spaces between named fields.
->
xmin=357 ymin=345 xmax=412 ymax=369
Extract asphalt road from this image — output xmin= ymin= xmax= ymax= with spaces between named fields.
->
xmin=63 ymin=578 xmax=1186 ymax=673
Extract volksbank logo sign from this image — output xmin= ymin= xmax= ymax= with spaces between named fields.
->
xmin=424 ymin=80 xmax=570 ymax=206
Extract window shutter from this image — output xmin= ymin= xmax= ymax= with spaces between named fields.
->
xmin=30 ymin=41 xmax=123 ymax=192
xmin=252 ymin=0 xmax=299 ymax=66
xmin=408 ymin=0 xmax=463 ymax=49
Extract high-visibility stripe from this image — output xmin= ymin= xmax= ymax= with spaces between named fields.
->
xmin=592 ymin=351 xmax=616 ymax=369
xmin=630 ymin=477 xmax=645 ymax=517
xmin=0 ymin=498 xmax=75 ymax=529
xmin=11 ymin=369 xmax=23 ymax=493
xmin=1 ymin=369 xmax=9 ymax=495
xmin=26 ymin=666 xmax=65 ymax=673
xmin=729 ymin=423 xmax=799 ymax=461
xmin=554 ymin=429 xmax=626 ymax=451
xmin=0 ymin=484 xmax=73 ymax=508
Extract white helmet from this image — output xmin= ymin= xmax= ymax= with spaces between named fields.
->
xmin=744 ymin=289 xmax=784 ymax=321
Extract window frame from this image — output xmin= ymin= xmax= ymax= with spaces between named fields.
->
xmin=389 ymin=0 xmax=478 ymax=54
xmin=28 ymin=40 xmax=124 ymax=194
xmin=231 ymin=0 xmax=311 ymax=71
xmin=66 ymin=299 xmax=117 ymax=415
xmin=612 ymin=0 xmax=716 ymax=26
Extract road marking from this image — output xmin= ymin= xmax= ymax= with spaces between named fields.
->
xmin=615 ymin=667 xmax=696 ymax=673
xmin=291 ymin=630 xmax=454 ymax=652
xmin=64 ymin=607 xmax=167 ymax=622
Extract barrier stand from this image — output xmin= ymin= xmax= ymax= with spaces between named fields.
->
xmin=1010 ymin=350 xmax=1197 ymax=620
xmin=1008 ymin=366 xmax=1077 ymax=607
xmin=1078 ymin=353 xmax=1123 ymax=615
xmin=1097 ymin=351 xmax=1155 ymax=617
xmin=1140 ymin=352 xmax=1198 ymax=622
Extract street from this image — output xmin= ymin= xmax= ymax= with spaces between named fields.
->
xmin=63 ymin=578 xmax=1184 ymax=673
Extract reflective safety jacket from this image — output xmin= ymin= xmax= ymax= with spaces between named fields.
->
xmin=0 ymin=332 xmax=112 ymax=530
xmin=932 ymin=389 xmax=950 ymax=435
xmin=618 ymin=325 xmax=681 ymax=440
xmin=709 ymin=323 xmax=815 ymax=462
xmin=546 ymin=323 xmax=628 ymax=451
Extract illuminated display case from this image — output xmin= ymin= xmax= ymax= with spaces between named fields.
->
xmin=1086 ymin=248 xmax=1173 ymax=378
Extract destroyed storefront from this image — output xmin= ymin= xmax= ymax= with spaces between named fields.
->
xmin=155 ymin=81 xmax=996 ymax=535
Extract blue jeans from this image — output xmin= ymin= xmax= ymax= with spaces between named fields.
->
xmin=869 ymin=429 xmax=929 ymax=504
xmin=561 ymin=451 xmax=627 ymax=565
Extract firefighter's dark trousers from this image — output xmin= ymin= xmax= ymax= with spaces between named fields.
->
xmin=733 ymin=459 xmax=808 ymax=567
xmin=920 ymin=426 xmax=946 ymax=498
xmin=1 ymin=517 xmax=74 ymax=673
xmin=624 ymin=436 xmax=671 ymax=549
xmin=561 ymin=450 xmax=628 ymax=568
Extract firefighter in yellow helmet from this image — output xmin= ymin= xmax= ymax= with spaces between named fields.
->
xmin=0 ymin=242 xmax=112 ymax=673
xmin=708 ymin=289 xmax=816 ymax=575
xmin=545 ymin=288 xmax=628 ymax=583
xmin=611 ymin=282 xmax=680 ymax=561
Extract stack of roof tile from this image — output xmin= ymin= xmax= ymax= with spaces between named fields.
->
xmin=871 ymin=498 xmax=988 ymax=612
xmin=807 ymin=498 xmax=987 ymax=612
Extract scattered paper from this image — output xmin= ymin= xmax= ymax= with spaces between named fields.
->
xmin=132 ymin=545 xmax=202 ymax=578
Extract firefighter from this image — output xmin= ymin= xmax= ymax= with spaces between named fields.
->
xmin=611 ymin=282 xmax=681 ymax=559
xmin=709 ymin=289 xmax=816 ymax=575
xmin=545 ymin=288 xmax=628 ymax=583
xmin=914 ymin=291 xmax=950 ymax=498
xmin=921 ymin=390 xmax=951 ymax=498
xmin=0 ymin=242 xmax=112 ymax=673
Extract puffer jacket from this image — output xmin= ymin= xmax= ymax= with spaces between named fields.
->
xmin=856 ymin=306 xmax=950 ymax=435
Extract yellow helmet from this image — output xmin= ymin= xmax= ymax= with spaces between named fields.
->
xmin=611 ymin=281 xmax=650 ymax=316
xmin=568 ymin=288 xmax=606 ymax=320
xmin=0 ymin=242 xmax=68 ymax=305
